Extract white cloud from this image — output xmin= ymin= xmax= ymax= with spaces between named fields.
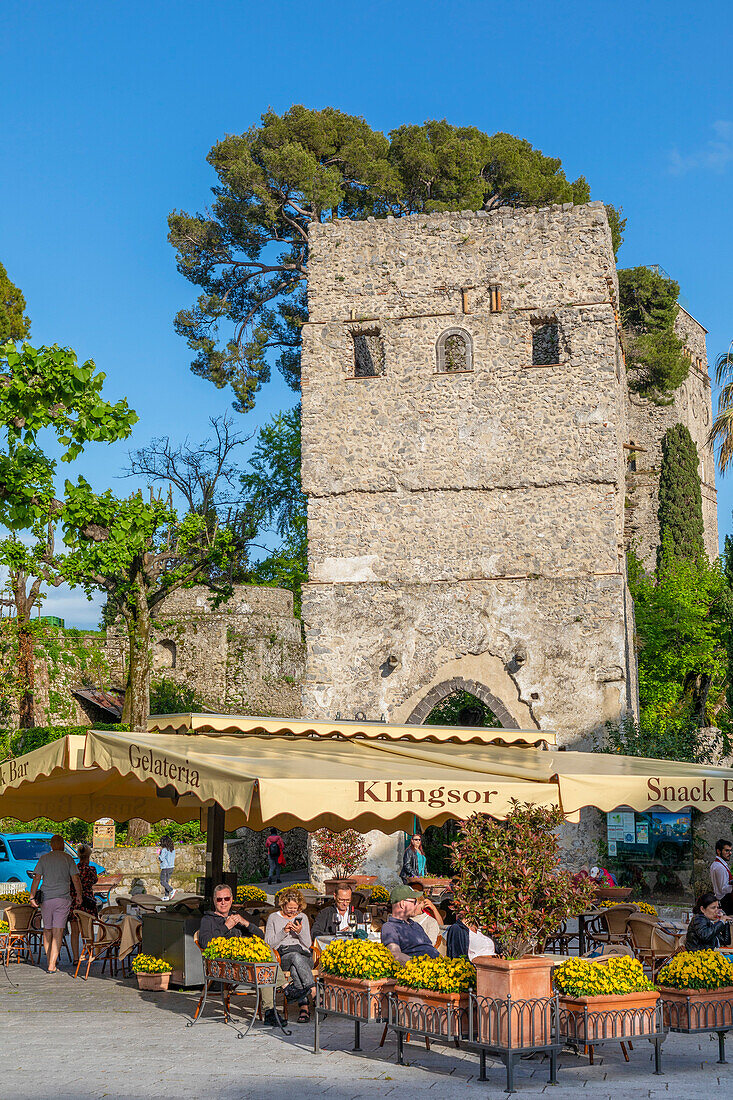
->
xmin=669 ymin=121 xmax=733 ymax=174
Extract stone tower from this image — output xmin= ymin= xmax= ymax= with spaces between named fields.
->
xmin=300 ymin=202 xmax=641 ymax=747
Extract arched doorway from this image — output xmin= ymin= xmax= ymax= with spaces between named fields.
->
xmin=419 ymin=685 xmax=506 ymax=874
xmin=406 ymin=676 xmax=519 ymax=729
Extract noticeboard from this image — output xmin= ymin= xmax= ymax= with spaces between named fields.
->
xmin=93 ymin=819 xmax=115 ymax=849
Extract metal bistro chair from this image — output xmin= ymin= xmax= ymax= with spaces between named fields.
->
xmin=627 ymin=914 xmax=676 ymax=978
xmin=73 ymin=910 xmax=122 ymax=980
xmin=189 ymin=931 xmax=289 ymax=1030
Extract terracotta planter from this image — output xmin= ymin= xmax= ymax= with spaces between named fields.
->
xmin=473 ymin=956 xmax=556 ymax=1046
xmin=560 ymin=990 xmax=660 ymax=1042
xmin=393 ymin=985 xmax=470 ymax=1039
xmin=474 ymin=954 xmax=555 ymax=1000
xmin=659 ymin=985 xmax=733 ymax=1029
xmin=204 ymin=958 xmax=279 ymax=986
xmin=594 ymin=887 xmax=632 ymax=901
xmin=321 ymin=974 xmax=396 ymax=1020
xmin=135 ymin=972 xmax=171 ymax=991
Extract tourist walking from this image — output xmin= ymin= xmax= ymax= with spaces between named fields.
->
xmin=158 ymin=836 xmax=175 ymax=899
xmin=399 ymin=832 xmax=427 ymax=884
xmin=29 ymin=835 xmax=82 ymax=973
xmin=265 ymin=827 xmax=284 ymax=885
xmin=69 ymin=843 xmax=99 ymax=963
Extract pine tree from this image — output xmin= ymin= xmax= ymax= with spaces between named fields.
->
xmin=657 ymin=423 xmax=705 ymax=569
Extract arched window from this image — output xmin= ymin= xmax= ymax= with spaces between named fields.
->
xmin=154 ymin=639 xmax=177 ymax=670
xmin=436 ymin=328 xmax=473 ymax=374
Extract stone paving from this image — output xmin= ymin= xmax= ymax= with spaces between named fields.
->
xmin=2 ymin=960 xmax=733 ymax=1099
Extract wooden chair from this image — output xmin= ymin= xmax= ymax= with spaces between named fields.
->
xmin=626 ymin=915 xmax=676 ymax=977
xmin=543 ymin=920 xmax=575 ymax=955
xmin=586 ymin=905 xmax=637 ymax=949
xmin=4 ymin=905 xmax=37 ymax=964
xmin=73 ymin=910 xmax=122 ymax=980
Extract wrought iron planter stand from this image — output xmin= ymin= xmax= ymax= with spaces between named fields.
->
xmin=187 ymin=958 xmax=289 ymax=1037
xmin=662 ymin=990 xmax=733 ymax=1065
xmin=313 ymin=981 xmax=562 ymax=1093
xmin=559 ymin=997 xmax=666 ymax=1073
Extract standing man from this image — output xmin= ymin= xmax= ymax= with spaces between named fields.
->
xmin=711 ymin=838 xmax=733 ymax=915
xmin=29 ymin=835 xmax=82 ymax=973
xmin=265 ymin=827 xmax=284 ymax=886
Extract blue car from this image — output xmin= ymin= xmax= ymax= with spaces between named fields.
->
xmin=0 ymin=832 xmax=106 ymax=886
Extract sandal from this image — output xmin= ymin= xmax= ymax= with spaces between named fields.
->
xmin=297 ymin=1005 xmax=310 ymax=1023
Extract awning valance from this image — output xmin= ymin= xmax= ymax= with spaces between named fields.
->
xmin=145 ymin=713 xmax=556 ymax=748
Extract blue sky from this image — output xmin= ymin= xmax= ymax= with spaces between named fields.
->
xmin=1 ymin=0 xmax=731 ymax=626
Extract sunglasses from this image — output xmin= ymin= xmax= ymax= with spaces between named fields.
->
xmin=215 ymin=896 xmax=232 ymax=903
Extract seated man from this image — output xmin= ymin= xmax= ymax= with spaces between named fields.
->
xmin=311 ymin=885 xmax=367 ymax=937
xmin=199 ymin=883 xmax=283 ymax=1026
xmin=446 ymin=918 xmax=495 ymax=960
xmin=381 ymin=885 xmax=440 ymax=963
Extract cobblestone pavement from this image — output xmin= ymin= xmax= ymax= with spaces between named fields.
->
xmin=2 ymin=961 xmax=733 ymax=1099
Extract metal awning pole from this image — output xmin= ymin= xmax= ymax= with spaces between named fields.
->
xmin=205 ymin=802 xmax=226 ymax=902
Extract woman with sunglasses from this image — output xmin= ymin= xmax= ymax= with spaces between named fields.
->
xmin=399 ymin=832 xmax=427 ymax=884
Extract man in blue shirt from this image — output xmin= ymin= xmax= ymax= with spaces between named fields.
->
xmin=381 ymin=885 xmax=440 ymax=963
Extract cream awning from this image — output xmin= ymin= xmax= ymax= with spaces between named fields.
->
xmin=145 ymin=713 xmax=556 ymax=747
xmin=84 ymin=729 xmax=562 ymax=830
xmin=4 ymin=726 xmax=733 ymax=831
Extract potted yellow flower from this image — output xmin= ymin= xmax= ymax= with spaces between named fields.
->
xmin=236 ymin=885 xmax=268 ymax=904
xmin=553 ymin=956 xmax=658 ymax=1041
xmin=132 ymin=954 xmax=173 ymax=991
xmin=319 ymin=939 xmax=401 ymax=1020
xmin=393 ymin=956 xmax=475 ymax=1039
xmin=201 ymin=935 xmax=277 ymax=985
xmin=657 ymin=950 xmax=733 ymax=1028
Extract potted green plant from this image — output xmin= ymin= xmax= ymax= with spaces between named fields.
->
xmin=132 ymin=953 xmax=173 ymax=991
xmin=553 ymin=955 xmax=659 ymax=1041
xmin=313 ymin=828 xmax=369 ymax=894
xmin=319 ymin=938 xmax=401 ymax=1020
xmin=451 ymin=804 xmax=596 ymax=1002
xmin=393 ymin=955 xmax=475 ymax=1039
xmin=657 ymin=950 xmax=733 ymax=1028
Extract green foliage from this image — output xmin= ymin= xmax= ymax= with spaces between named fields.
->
xmin=598 ymin=713 xmax=717 ymax=765
xmin=0 ymin=343 xmax=137 ymax=528
xmin=618 ymin=266 xmax=689 ymax=404
xmin=0 ymin=723 xmax=128 ymax=758
xmin=657 ymin=424 xmax=705 ymax=570
xmin=170 ymin=106 xmax=621 ymax=410
xmin=710 ymin=349 xmax=733 ymax=474
xmin=450 ymin=803 xmax=596 ymax=959
xmin=241 ymin=403 xmax=308 ymax=613
xmin=0 ymin=261 xmax=31 ymax=343
xmin=424 ymin=690 xmax=502 ymax=728
xmin=627 ymin=549 xmax=730 ymax=735
xmin=137 ymin=820 xmax=205 ymax=846
xmin=149 ymin=676 xmax=205 ymax=715
xmin=0 ymin=816 xmax=91 ymax=844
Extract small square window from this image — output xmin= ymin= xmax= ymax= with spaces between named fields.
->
xmin=351 ymin=329 xmax=384 ymax=377
xmin=531 ymin=320 xmax=560 ymax=366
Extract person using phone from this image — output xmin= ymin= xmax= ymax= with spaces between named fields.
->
xmin=685 ymin=892 xmax=733 ymax=951
xmin=265 ymin=888 xmax=315 ymax=1023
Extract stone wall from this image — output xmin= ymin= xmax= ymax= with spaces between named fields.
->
xmin=624 ymin=305 xmax=718 ymax=569
xmin=91 ymin=843 xmax=207 ymax=893
xmin=103 ymin=584 xmax=305 ymax=718
xmin=227 ymin=827 xmax=308 ymax=882
xmin=301 ymin=202 xmax=634 ymax=748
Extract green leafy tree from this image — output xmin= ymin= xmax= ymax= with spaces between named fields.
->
xmin=424 ymin=690 xmax=502 ymax=727
xmin=619 ymin=266 xmax=689 ymax=404
xmin=242 ymin=404 xmax=308 ymax=613
xmin=657 ymin=424 xmax=705 ymax=569
xmin=150 ymin=676 xmax=205 ymax=716
xmin=169 ymin=106 xmax=622 ymax=410
xmin=60 ymin=480 xmax=238 ymax=730
xmin=627 ymin=549 xmax=730 ymax=733
xmin=0 ymin=261 xmax=30 ymax=344
xmin=709 ymin=347 xmax=733 ymax=474
xmin=450 ymin=804 xmax=595 ymax=958
xmin=0 ymin=343 xmax=136 ymax=726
